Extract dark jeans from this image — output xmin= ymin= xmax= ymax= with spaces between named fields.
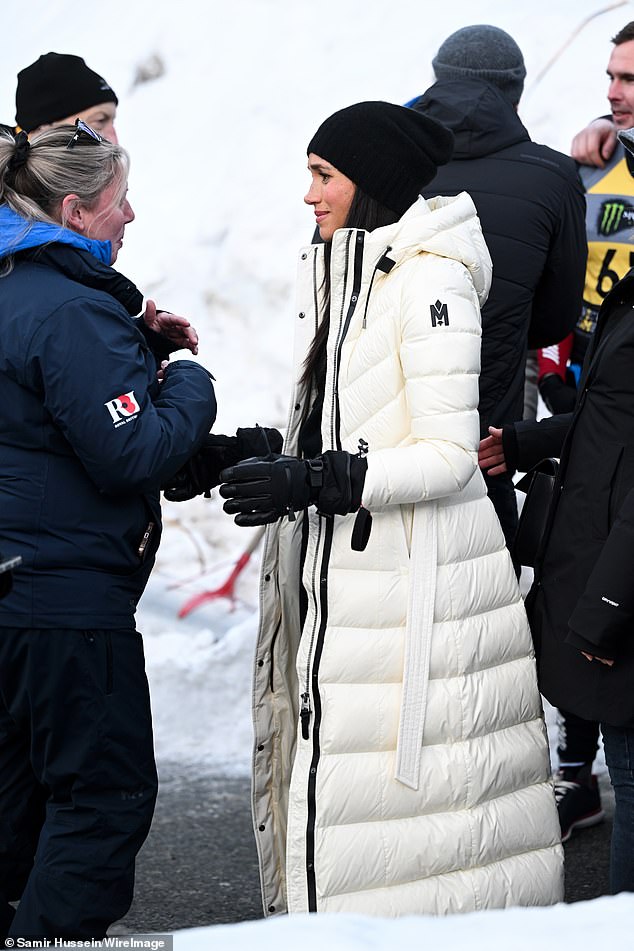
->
xmin=0 ymin=628 xmax=158 ymax=939
xmin=602 ymin=723 xmax=634 ymax=894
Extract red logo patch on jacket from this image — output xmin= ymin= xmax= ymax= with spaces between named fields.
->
xmin=105 ymin=390 xmax=141 ymax=427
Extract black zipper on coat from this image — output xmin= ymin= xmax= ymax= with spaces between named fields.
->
xmin=300 ymin=517 xmax=324 ymax=738
xmin=329 ymin=231 xmax=364 ymax=451
xmin=361 ymin=245 xmax=392 ymax=329
xmin=302 ymin=230 xmax=364 ymax=907
xmin=305 ymin=515 xmax=334 ymax=912
xmin=312 ymin=246 xmax=320 ymax=340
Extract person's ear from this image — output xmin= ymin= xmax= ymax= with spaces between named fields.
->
xmin=60 ymin=194 xmax=86 ymax=232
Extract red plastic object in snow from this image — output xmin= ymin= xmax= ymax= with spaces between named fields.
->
xmin=177 ymin=528 xmax=264 ymax=618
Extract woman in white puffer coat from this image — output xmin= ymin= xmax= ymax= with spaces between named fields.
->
xmin=219 ymin=101 xmax=562 ymax=917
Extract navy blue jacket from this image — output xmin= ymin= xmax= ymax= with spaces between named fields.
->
xmin=0 ymin=208 xmax=216 ymax=628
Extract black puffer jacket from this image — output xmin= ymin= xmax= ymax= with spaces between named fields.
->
xmin=512 ymin=268 xmax=634 ymax=726
xmin=414 ymin=79 xmax=587 ymax=437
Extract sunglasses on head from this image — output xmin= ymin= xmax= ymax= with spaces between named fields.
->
xmin=66 ymin=118 xmax=103 ymax=150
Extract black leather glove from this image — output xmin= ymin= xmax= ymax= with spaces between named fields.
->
xmin=219 ymin=450 xmax=367 ymax=527
xmin=163 ymin=426 xmax=283 ymax=501
xmin=538 ymin=373 xmax=577 ymax=415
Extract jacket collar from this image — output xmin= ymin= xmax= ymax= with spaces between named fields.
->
xmin=0 ymin=203 xmax=111 ymax=264
xmin=326 ymin=194 xmax=492 ymax=308
xmin=412 ymin=79 xmax=529 ymax=159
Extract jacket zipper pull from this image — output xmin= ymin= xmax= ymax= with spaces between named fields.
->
xmin=300 ymin=692 xmax=311 ymax=739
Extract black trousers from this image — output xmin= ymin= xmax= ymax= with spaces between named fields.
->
xmin=0 ymin=628 xmax=158 ymax=939
xmin=557 ymin=707 xmax=601 ymax=766
xmin=483 ymin=470 xmax=520 ymax=576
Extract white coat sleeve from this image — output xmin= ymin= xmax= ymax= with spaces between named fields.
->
xmin=361 ymin=254 xmax=482 ymax=509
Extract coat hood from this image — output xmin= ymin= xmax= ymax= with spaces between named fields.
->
xmin=411 ymin=79 xmax=529 ymax=159
xmin=0 ymin=203 xmax=111 ymax=264
xmin=345 ymin=192 xmax=492 ymax=307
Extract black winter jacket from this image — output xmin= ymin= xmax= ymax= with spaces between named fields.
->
xmin=0 ymin=240 xmax=216 ymax=629
xmin=414 ymin=80 xmax=587 ymax=437
xmin=512 ymin=268 xmax=634 ymax=726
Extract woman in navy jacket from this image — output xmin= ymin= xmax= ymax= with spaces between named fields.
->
xmin=0 ymin=124 xmax=216 ymax=938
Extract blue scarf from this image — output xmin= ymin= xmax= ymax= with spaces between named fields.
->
xmin=0 ymin=203 xmax=111 ymax=264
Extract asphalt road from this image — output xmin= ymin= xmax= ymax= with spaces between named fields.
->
xmin=110 ymin=765 xmax=615 ymax=935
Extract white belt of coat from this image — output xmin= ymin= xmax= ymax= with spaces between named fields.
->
xmin=395 ymin=500 xmax=438 ymax=790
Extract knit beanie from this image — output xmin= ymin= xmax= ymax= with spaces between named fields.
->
xmin=432 ymin=25 xmax=526 ymax=105
xmin=307 ymin=101 xmax=454 ymax=216
xmin=15 ymin=53 xmax=118 ymax=132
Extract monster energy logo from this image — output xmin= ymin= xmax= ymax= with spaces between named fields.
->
xmin=599 ymin=199 xmax=634 ymax=235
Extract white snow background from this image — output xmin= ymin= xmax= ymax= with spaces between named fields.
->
xmin=4 ymin=0 xmax=633 ymax=944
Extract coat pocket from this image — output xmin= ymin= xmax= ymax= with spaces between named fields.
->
xmin=399 ymin=503 xmax=414 ymax=559
xmin=592 ymin=442 xmax=623 ymax=539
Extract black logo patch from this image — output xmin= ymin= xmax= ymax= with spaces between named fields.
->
xmin=598 ymin=200 xmax=634 ymax=236
xmin=430 ymin=300 xmax=449 ymax=327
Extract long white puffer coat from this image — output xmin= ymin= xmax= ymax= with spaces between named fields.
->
xmin=252 ymin=195 xmax=562 ymax=917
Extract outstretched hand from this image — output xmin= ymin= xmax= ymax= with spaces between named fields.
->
xmin=219 ymin=455 xmax=316 ymax=526
xmin=144 ymin=299 xmax=199 ymax=354
xmin=478 ymin=426 xmax=507 ymax=476
xmin=162 ymin=427 xmax=283 ymax=502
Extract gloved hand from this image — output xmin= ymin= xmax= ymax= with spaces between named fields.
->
xmin=163 ymin=426 xmax=283 ymax=501
xmin=219 ymin=450 xmax=367 ymax=527
xmin=538 ymin=373 xmax=577 ymax=415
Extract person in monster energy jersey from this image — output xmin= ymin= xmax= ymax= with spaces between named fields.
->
xmin=538 ymin=22 xmax=634 ymax=417
xmin=535 ymin=20 xmax=634 ymax=852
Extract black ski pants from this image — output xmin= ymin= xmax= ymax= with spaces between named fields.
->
xmin=0 ymin=627 xmax=158 ymax=939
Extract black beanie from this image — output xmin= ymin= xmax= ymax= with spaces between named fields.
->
xmin=15 ymin=52 xmax=118 ymax=133
xmin=432 ymin=25 xmax=526 ymax=106
xmin=307 ymin=101 xmax=454 ymax=216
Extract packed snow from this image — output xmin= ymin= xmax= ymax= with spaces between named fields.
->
xmin=4 ymin=0 xmax=631 ymax=943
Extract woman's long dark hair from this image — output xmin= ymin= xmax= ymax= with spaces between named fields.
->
xmin=299 ymin=187 xmax=400 ymax=388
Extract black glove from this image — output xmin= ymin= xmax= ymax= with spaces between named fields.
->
xmin=219 ymin=450 xmax=367 ymax=527
xmin=163 ymin=426 xmax=283 ymax=501
xmin=538 ymin=373 xmax=577 ymax=415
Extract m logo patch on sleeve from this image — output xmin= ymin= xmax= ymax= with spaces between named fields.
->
xmin=430 ymin=300 xmax=449 ymax=327
xmin=105 ymin=390 xmax=141 ymax=427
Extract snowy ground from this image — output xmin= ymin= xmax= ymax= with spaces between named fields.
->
xmin=176 ymin=895 xmax=634 ymax=950
xmin=4 ymin=0 xmax=628 ymax=942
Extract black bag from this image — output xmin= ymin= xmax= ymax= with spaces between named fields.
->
xmin=513 ymin=458 xmax=559 ymax=568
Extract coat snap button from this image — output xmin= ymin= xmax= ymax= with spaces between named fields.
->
xmin=257 ymin=744 xmax=264 ymax=752
xmin=258 ymin=659 xmax=264 ymax=668
xmin=298 ymin=311 xmax=306 ymax=319
xmin=259 ymin=824 xmax=266 ymax=831
xmin=268 ymin=905 xmax=276 ymax=913
xmin=301 ymin=253 xmax=307 ymax=260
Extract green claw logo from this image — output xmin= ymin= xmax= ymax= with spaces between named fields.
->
xmin=599 ymin=201 xmax=630 ymax=235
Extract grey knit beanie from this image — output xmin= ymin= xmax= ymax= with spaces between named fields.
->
xmin=432 ymin=25 xmax=526 ymax=105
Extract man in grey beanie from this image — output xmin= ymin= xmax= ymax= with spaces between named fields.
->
xmin=409 ymin=23 xmax=586 ymax=568
xmin=432 ymin=23 xmax=526 ymax=105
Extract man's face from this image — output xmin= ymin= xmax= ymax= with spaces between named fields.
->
xmin=32 ymin=101 xmax=118 ymax=143
xmin=607 ymin=39 xmax=634 ymax=128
